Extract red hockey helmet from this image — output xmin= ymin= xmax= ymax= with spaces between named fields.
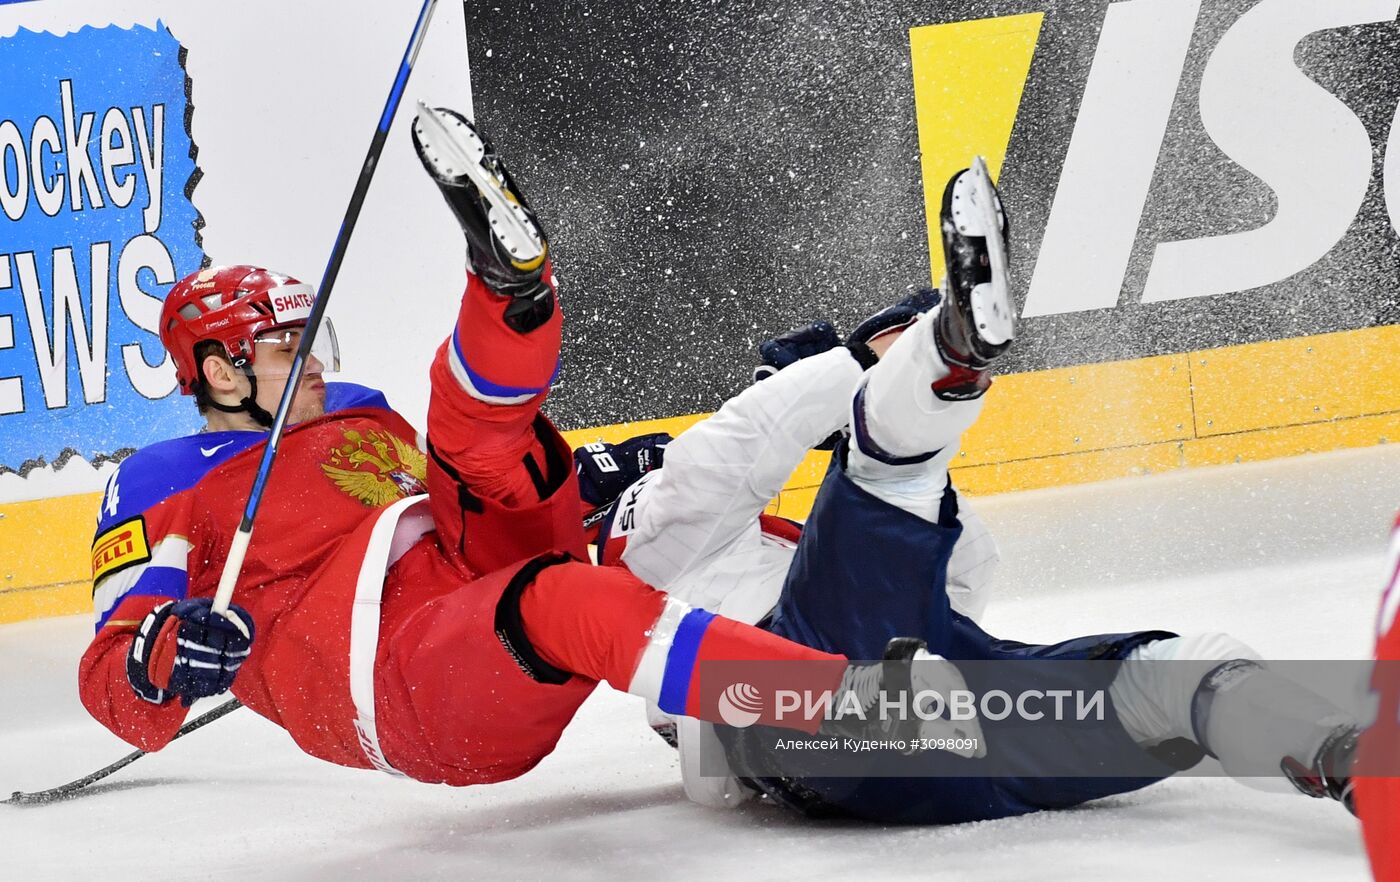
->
xmin=160 ymin=265 xmax=338 ymax=395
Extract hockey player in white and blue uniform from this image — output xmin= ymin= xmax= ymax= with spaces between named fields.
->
xmin=584 ymin=160 xmax=1362 ymax=823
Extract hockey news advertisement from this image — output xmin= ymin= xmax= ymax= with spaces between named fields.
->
xmin=0 ymin=23 xmax=204 ymax=466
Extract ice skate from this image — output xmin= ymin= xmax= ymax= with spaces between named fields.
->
xmin=1282 ymin=723 xmax=1359 ymax=815
xmin=412 ymin=104 xmax=553 ymax=331
xmin=823 ymin=637 xmax=986 ymax=758
xmin=935 ymin=157 xmax=1013 ymax=374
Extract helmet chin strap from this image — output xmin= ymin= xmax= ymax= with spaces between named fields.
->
xmin=204 ymin=363 xmax=276 ymax=428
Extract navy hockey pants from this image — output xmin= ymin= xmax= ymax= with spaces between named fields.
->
xmin=724 ymin=445 xmax=1183 ymax=824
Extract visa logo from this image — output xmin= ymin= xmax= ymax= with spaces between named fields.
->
xmin=1023 ymin=0 xmax=1400 ymax=316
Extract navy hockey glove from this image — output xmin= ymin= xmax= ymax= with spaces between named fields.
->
xmin=847 ymin=288 xmax=943 ymax=369
xmin=575 ymin=434 xmax=672 ymax=540
xmin=754 ymin=320 xmax=842 ymax=382
xmin=127 ymin=598 xmax=255 ymax=707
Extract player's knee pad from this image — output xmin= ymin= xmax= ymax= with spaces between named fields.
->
xmin=945 ymin=504 xmax=999 ymax=622
xmin=1164 ymin=632 xmax=1265 ymax=756
xmin=493 ymin=552 xmax=576 ymax=685
xmin=1111 ymin=632 xmax=1262 ymax=750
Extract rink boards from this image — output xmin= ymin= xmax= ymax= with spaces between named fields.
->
xmin=4 ymin=321 xmax=1396 ymax=624
xmin=3 ymin=0 xmax=1400 ymax=623
xmin=561 ymin=324 xmax=1400 ymax=518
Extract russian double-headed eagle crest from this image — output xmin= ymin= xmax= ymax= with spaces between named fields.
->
xmin=322 ymin=428 xmax=428 ymax=507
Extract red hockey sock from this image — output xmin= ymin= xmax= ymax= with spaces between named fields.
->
xmin=519 ymin=563 xmax=667 ymax=691
xmin=443 ymin=264 xmax=561 ymax=418
xmin=428 ymin=263 xmax=565 ymax=508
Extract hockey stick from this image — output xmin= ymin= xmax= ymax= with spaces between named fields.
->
xmin=3 ymin=699 xmax=243 ymax=806
xmin=210 ymin=0 xmax=440 ymax=614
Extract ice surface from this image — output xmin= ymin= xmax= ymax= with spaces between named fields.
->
xmin=4 ymin=444 xmax=1396 ymax=881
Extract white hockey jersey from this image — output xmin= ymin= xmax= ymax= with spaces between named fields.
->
xmin=597 ymin=347 xmax=1000 ymax=807
xmin=606 ymin=348 xmax=998 ymax=626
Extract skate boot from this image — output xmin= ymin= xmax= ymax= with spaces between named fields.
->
xmin=1281 ymin=723 xmax=1359 ymax=816
xmin=822 ymin=637 xmax=986 ymax=758
xmin=933 ymin=157 xmax=1013 ymax=400
xmin=411 ymin=104 xmax=554 ymax=332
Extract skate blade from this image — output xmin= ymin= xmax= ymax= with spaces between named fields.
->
xmin=412 ymin=103 xmax=545 ymax=267
xmin=954 ymin=157 xmax=1014 ymax=348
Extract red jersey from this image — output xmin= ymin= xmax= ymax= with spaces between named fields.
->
xmin=1360 ymin=514 xmax=1400 ymax=882
xmin=80 ymin=384 xmax=429 ymax=769
xmin=78 ymin=266 xmax=842 ymax=788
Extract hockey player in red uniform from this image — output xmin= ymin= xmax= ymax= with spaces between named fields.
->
xmin=1359 ymin=514 xmax=1400 ymax=881
xmin=78 ymin=106 xmax=976 ymax=786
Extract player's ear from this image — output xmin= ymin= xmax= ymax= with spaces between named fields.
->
xmin=201 ymin=352 xmax=242 ymax=396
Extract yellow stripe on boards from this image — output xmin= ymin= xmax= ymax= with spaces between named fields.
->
xmin=1 ymin=492 xmax=100 ymax=586
xmin=951 ymin=440 xmax=1188 ymax=497
xmin=909 ymin=13 xmax=1044 ymax=284
xmin=1183 ymin=412 xmax=1400 ymax=469
xmin=1189 ymin=325 xmax=1400 ymax=437
xmin=0 ymin=581 xmax=91 ymax=625
xmin=959 ymin=354 xmax=1195 ymax=468
xmin=560 ymin=413 xmax=709 ymax=450
xmin=770 ymin=485 xmax=822 ymax=521
xmin=0 ymin=491 xmax=102 ymax=624
xmin=3 ymin=324 xmax=1395 ymax=624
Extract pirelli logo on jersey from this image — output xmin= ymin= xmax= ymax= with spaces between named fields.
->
xmin=91 ymin=516 xmax=151 ymax=586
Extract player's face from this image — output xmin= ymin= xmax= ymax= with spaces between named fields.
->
xmin=252 ymin=327 xmax=327 ymax=423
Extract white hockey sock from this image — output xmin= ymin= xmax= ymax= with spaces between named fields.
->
xmin=1110 ymin=634 xmax=1354 ymax=793
xmin=1195 ymin=662 xmax=1354 ymax=792
xmin=854 ymin=309 xmax=981 ymax=458
xmin=1110 ymin=633 xmax=1261 ymax=747
xmin=847 ymin=309 xmax=983 ymax=524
